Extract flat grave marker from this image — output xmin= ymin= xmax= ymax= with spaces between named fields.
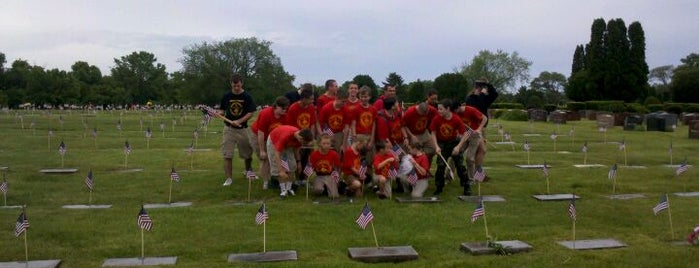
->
xmin=516 ymin=164 xmax=549 ymax=169
xmin=673 ymin=192 xmax=699 ymax=197
xmin=607 ymin=193 xmax=645 ymax=200
xmin=573 ymin=164 xmax=605 ymax=168
xmin=102 ymin=257 xmax=177 ymax=267
xmin=0 ymin=259 xmax=61 ymax=268
xmin=522 ymin=134 xmax=541 ymax=137
xmin=115 ymin=168 xmax=144 ymax=173
xmin=62 ymin=204 xmax=112 ymax=209
xmin=348 ymin=246 xmax=418 ymax=263
xmin=227 ymin=250 xmax=298 ymax=263
xmin=532 ymin=194 xmax=579 ymax=201
xmin=0 ymin=205 xmax=23 ymax=209
xmin=494 ymin=141 xmax=515 ymax=145
xmin=557 ymin=239 xmax=626 ymax=250
xmin=39 ymin=168 xmax=78 ymax=174
xmin=143 ymin=202 xmax=192 ymax=209
xmin=395 ymin=197 xmax=441 ymax=203
xmin=620 ymin=165 xmax=647 ymax=169
xmin=458 ymin=195 xmax=506 ymax=202
xmin=460 ymin=240 xmax=533 ymax=255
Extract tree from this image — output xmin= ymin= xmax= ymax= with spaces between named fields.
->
xmin=433 ymin=73 xmax=469 ymax=102
xmin=458 ymin=49 xmax=531 ymax=92
xmin=628 ymin=21 xmax=649 ymax=99
xmin=671 ymin=53 xmax=699 ymax=102
xmin=405 ymin=79 xmax=433 ymax=103
xmin=529 ymin=71 xmax=568 ymax=105
xmin=649 ymin=65 xmax=674 ymax=101
xmin=678 ymin=53 xmax=699 ymax=69
xmin=384 ymin=72 xmax=405 ymax=96
xmin=110 ymin=51 xmax=168 ymax=104
xmin=71 ymin=61 xmax=102 ymax=104
xmin=179 ymin=37 xmax=295 ymax=105
xmin=351 ymin=74 xmax=379 ymax=102
xmin=571 ymin=45 xmax=585 ymax=75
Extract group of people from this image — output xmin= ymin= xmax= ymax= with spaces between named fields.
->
xmin=217 ymin=73 xmax=498 ymax=199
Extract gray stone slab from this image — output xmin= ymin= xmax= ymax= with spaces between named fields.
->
xmin=0 ymin=166 xmax=7 ymax=170
xmin=607 ymin=193 xmax=645 ymax=200
xmin=183 ymin=148 xmax=212 ymax=152
xmin=312 ymin=198 xmax=353 ymax=204
xmin=532 ymin=194 xmax=580 ymax=201
xmin=102 ymin=257 xmax=177 ymax=267
xmin=494 ymin=142 xmax=515 ymax=145
xmin=674 ymin=192 xmax=699 ymax=197
xmin=460 ymin=240 xmax=533 ymax=255
xmin=664 ymin=164 xmax=693 ymax=168
xmin=348 ymin=246 xmax=418 ymax=263
xmin=522 ymin=134 xmax=541 ymax=137
xmin=395 ymin=197 xmax=441 ymax=203
xmin=458 ymin=195 xmax=506 ymax=202
xmin=227 ymin=250 xmax=298 ymax=263
xmin=0 ymin=205 xmax=23 ymax=209
xmin=671 ymin=241 xmax=692 ymax=246
xmin=516 ymin=164 xmax=550 ymax=169
xmin=557 ymin=151 xmax=572 ymax=154
xmin=115 ymin=168 xmax=144 ymax=173
xmin=143 ymin=202 xmax=192 ymax=209
xmin=0 ymin=259 xmax=61 ymax=268
xmin=557 ymin=239 xmax=626 ymax=250
xmin=62 ymin=204 xmax=112 ymax=209
xmin=620 ymin=165 xmax=647 ymax=169
xmin=39 ymin=168 xmax=78 ymax=173
xmin=573 ymin=164 xmax=605 ymax=168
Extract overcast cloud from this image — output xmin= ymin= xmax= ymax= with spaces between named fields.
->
xmin=1 ymin=0 xmax=697 ymax=91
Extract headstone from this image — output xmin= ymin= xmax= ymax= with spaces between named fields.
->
xmin=39 ymin=168 xmax=78 ymax=174
xmin=0 ymin=166 xmax=8 ymax=170
xmin=62 ymin=204 xmax=112 ymax=209
xmin=184 ymin=148 xmax=212 ymax=152
xmin=532 ymin=194 xmax=580 ymax=201
xmin=143 ymin=202 xmax=192 ymax=209
xmin=116 ymin=168 xmax=144 ymax=173
xmin=312 ymin=198 xmax=352 ymax=204
xmin=557 ymin=239 xmax=626 ymax=250
xmin=585 ymin=110 xmax=597 ymax=120
xmin=460 ymin=240 xmax=533 ymax=255
xmin=607 ymin=193 xmax=645 ymax=200
xmin=458 ymin=195 xmax=506 ymax=202
xmin=0 ymin=260 xmax=61 ymax=268
xmin=516 ymin=164 xmax=549 ymax=169
xmin=681 ymin=113 xmax=699 ymax=125
xmin=521 ymin=134 xmax=541 ymax=137
xmin=566 ymin=111 xmax=581 ymax=121
xmin=348 ymin=246 xmax=418 ymax=263
xmin=528 ymin=109 xmax=547 ymax=122
xmin=395 ymin=197 xmax=441 ymax=203
xmin=646 ymin=112 xmax=678 ymax=132
xmin=689 ymin=120 xmax=699 ymax=139
xmin=549 ymin=111 xmax=567 ymax=124
xmin=673 ymin=192 xmax=699 ymax=197
xmin=624 ymin=114 xmax=644 ymax=131
xmin=228 ymin=251 xmax=298 ymax=263
xmin=573 ymin=164 xmax=605 ymax=168
xmin=596 ymin=113 xmax=614 ymax=128
xmin=1 ymin=205 xmax=23 ymax=209
xmin=102 ymin=257 xmax=177 ymax=267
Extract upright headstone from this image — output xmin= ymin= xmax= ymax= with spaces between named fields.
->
xmin=596 ymin=113 xmax=614 ymax=128
xmin=659 ymin=113 xmax=678 ymax=132
xmin=528 ymin=109 xmax=547 ymax=122
xmin=689 ymin=120 xmax=699 ymax=139
xmin=549 ymin=111 xmax=567 ymax=124
xmin=681 ymin=113 xmax=699 ymax=125
xmin=624 ymin=114 xmax=643 ymax=131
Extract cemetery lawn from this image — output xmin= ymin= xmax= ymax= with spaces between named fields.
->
xmin=0 ymin=110 xmax=697 ymax=267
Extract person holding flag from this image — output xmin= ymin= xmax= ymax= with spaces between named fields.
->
xmin=401 ymin=102 xmax=438 ymax=164
xmin=318 ymin=89 xmax=349 ymax=151
xmin=341 ymin=135 xmax=369 ymax=197
xmin=266 ymin=125 xmax=314 ymax=198
xmin=309 ymin=135 xmax=341 ymax=198
xmin=430 ymin=98 xmax=471 ymax=196
xmin=218 ymin=73 xmax=256 ymax=188
xmin=454 ymin=102 xmax=487 ymax=182
xmin=372 ymin=141 xmax=399 ymax=199
xmin=397 ymin=142 xmax=431 ymax=198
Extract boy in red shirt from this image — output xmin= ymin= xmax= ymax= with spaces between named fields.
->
xmin=398 ymin=142 xmax=431 ymax=198
xmin=341 ymin=135 xmax=369 ymax=197
xmin=376 ymin=96 xmax=407 ymax=149
xmin=250 ymin=96 xmax=289 ymax=189
xmin=266 ymin=125 xmax=314 ymax=197
xmin=373 ymin=141 xmax=398 ymax=199
xmin=430 ymin=98 xmax=471 ymax=196
xmin=309 ymin=135 xmax=341 ymax=198
xmin=316 ymin=79 xmax=338 ymax=112
xmin=285 ymin=86 xmax=317 ymax=185
xmin=351 ymin=86 xmax=377 ymax=150
xmin=318 ymin=90 xmax=348 ymax=151
xmin=455 ymin=103 xmax=488 ymax=181
xmin=402 ymin=101 xmax=438 ymax=162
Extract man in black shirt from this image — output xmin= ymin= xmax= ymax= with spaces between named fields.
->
xmin=220 ymin=74 xmax=256 ymax=186
xmin=464 ymin=77 xmax=498 ymax=181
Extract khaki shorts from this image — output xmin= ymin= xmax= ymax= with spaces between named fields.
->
xmin=266 ymin=139 xmax=297 ymax=176
xmin=414 ymin=132 xmax=436 ymax=156
xmin=222 ymin=126 xmax=253 ymax=159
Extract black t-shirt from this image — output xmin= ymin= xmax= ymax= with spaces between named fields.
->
xmin=220 ymin=90 xmax=256 ymax=128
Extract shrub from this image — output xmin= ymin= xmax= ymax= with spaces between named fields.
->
xmin=643 ymin=96 xmax=661 ymax=106
xmin=491 ymin=103 xmax=524 ymax=109
xmin=663 ymin=103 xmax=683 ymax=114
xmin=499 ymin=109 xmax=528 ymax=121
xmin=683 ymin=103 xmax=699 ymax=113
xmin=648 ymin=104 xmax=664 ymax=112
xmin=586 ymin=101 xmax=625 ymax=113
xmin=625 ymin=103 xmax=649 ymax=114
xmin=491 ymin=109 xmax=506 ymax=118
xmin=565 ymin=102 xmax=586 ymax=111
xmin=544 ymin=104 xmax=557 ymax=112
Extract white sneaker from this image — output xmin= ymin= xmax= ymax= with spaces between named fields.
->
xmin=222 ymin=178 xmax=233 ymax=186
xmin=262 ymin=181 xmax=269 ymax=190
xmin=280 ymin=190 xmax=288 ymax=197
xmin=288 ymin=189 xmax=296 ymax=196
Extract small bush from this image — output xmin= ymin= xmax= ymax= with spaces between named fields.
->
xmin=648 ymin=104 xmax=664 ymax=112
xmin=586 ymin=101 xmax=625 ymax=113
xmin=566 ymin=102 xmax=586 ymax=111
xmin=626 ymin=103 xmax=649 ymax=114
xmin=683 ymin=103 xmax=699 ymax=113
xmin=499 ymin=109 xmax=529 ymax=121
xmin=664 ymin=103 xmax=683 ymax=114
xmin=644 ymin=96 xmax=661 ymax=106
xmin=491 ymin=109 xmax=506 ymax=118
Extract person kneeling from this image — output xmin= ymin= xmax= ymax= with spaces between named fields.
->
xmin=309 ymin=135 xmax=341 ymax=198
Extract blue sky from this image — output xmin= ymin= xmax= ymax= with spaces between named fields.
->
xmin=1 ymin=0 xmax=696 ymax=91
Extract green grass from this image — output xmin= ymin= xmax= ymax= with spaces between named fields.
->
xmin=0 ymin=110 xmax=698 ymax=267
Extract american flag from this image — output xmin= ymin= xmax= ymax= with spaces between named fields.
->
xmin=303 ymin=164 xmax=314 ymax=177
xmin=124 ymin=141 xmax=132 ymax=155
xmin=388 ymin=166 xmax=398 ymax=179
xmin=619 ymin=140 xmax=626 ymax=151
xmin=653 ymin=194 xmax=669 ymax=215
xmin=473 ymin=167 xmax=486 ymax=182
xmin=523 ymin=140 xmax=530 ymax=152
xmin=170 ymin=168 xmax=180 ymax=182
xmin=471 ymin=200 xmax=485 ymax=222
xmin=568 ymin=197 xmax=577 ymax=221
xmin=463 ymin=128 xmax=474 ymax=140
xmin=331 ymin=170 xmax=341 ymax=184
xmin=581 ymin=142 xmax=588 ymax=153
xmin=407 ymin=169 xmax=418 ymax=186
xmin=676 ymin=161 xmax=689 ymax=176
xmin=608 ymin=164 xmax=618 ymax=180
xmin=48 ymin=129 xmax=54 ymax=137
xmin=15 ymin=211 xmax=29 ymax=237
xmin=322 ymin=126 xmax=334 ymax=137
xmin=246 ymin=170 xmax=258 ymax=180
xmin=30 ymin=121 xmax=35 ymax=129
xmin=201 ymin=105 xmax=218 ymax=118
xmin=0 ymin=178 xmax=8 ymax=194
xmin=145 ymin=127 xmax=152 ymax=138
xmin=569 ymin=127 xmax=575 ymax=136
xmin=358 ymin=160 xmax=368 ymax=179
xmin=542 ymin=161 xmax=549 ymax=177
xmin=92 ymin=127 xmax=97 ymax=138
xmin=498 ymin=125 xmax=504 ymax=135
xmin=550 ymin=132 xmax=557 ymax=140
xmin=255 ymin=203 xmax=269 ymax=225
xmin=598 ymin=126 xmax=606 ymax=132
xmin=355 ymin=203 xmax=374 ymax=229
xmin=116 ymin=121 xmax=121 ymax=131
xmin=85 ymin=170 xmax=94 ymax=192
xmin=280 ymin=158 xmax=290 ymax=172
xmin=137 ymin=206 xmax=153 ymax=231
xmin=58 ymin=141 xmax=67 ymax=156
xmin=392 ymin=144 xmax=404 ymax=157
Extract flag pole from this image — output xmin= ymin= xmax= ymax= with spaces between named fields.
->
xmin=247 ymin=176 xmax=252 ymax=202
xmin=553 ymin=139 xmax=557 ymax=152
xmin=263 ymin=203 xmax=267 ymax=253
xmin=667 ymin=196 xmax=675 ymax=240
xmin=141 ymin=228 xmax=145 ymax=261
xmin=482 ymin=201 xmax=490 ymax=239
xmin=61 ymin=154 xmax=65 ymax=169
xmin=583 ymin=152 xmax=587 ymax=165
xmin=527 ymin=150 xmax=530 ymax=165
xmin=612 ymin=177 xmax=617 ymax=194
xmin=572 ymin=217 xmax=576 ymax=242
xmin=306 ymin=177 xmax=310 ymax=200
xmin=3 ymin=192 xmax=6 ymax=207
xmin=124 ymin=154 xmax=128 ymax=169
xmin=146 ymin=138 xmax=150 ymax=150
xmin=546 ymin=176 xmax=550 ymax=195
xmin=168 ymin=178 xmax=173 ymax=204
xmin=370 ymin=221 xmax=379 ymax=248
xmin=477 ymin=182 xmax=481 ymax=197
xmin=88 ymin=191 xmax=92 ymax=206
xmin=24 ymin=228 xmax=29 ymax=267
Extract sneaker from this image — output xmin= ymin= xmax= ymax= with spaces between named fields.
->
xmin=262 ymin=181 xmax=269 ymax=190
xmin=222 ymin=178 xmax=233 ymax=186
xmin=288 ymin=189 xmax=296 ymax=196
xmin=280 ymin=190 xmax=288 ymax=198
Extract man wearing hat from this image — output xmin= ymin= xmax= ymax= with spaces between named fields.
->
xmin=465 ymin=77 xmax=498 ymax=179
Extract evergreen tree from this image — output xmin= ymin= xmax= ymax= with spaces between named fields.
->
xmin=628 ymin=21 xmax=649 ymax=101
xmin=571 ymin=45 xmax=585 ymax=75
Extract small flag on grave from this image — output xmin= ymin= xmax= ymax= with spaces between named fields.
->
xmin=124 ymin=141 xmax=132 ymax=155
xmin=653 ymin=194 xmax=669 ymax=215
xmin=676 ymin=160 xmax=689 ymax=176
xmin=15 ymin=210 xmax=29 ymax=237
xmin=255 ymin=203 xmax=268 ymax=225
xmin=170 ymin=168 xmax=180 ymax=182
xmin=568 ymin=198 xmax=577 ymax=221
xmin=303 ymin=163 xmax=314 ymax=177
xmin=85 ymin=170 xmax=94 ymax=192
xmin=471 ymin=200 xmax=485 ymax=223
xmin=137 ymin=206 xmax=153 ymax=231
xmin=59 ymin=141 xmax=67 ymax=156
xmin=355 ymin=203 xmax=374 ymax=230
xmin=608 ymin=164 xmax=618 ymax=180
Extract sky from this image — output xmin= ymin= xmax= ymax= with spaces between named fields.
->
xmin=1 ymin=0 xmax=697 ymax=91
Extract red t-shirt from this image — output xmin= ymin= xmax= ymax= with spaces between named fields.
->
xmin=344 ymin=99 xmax=362 ymax=124
xmin=373 ymin=152 xmax=397 ymax=177
xmin=376 ymin=110 xmax=404 ymax=144
xmin=318 ymin=102 xmax=345 ymax=133
xmin=268 ymin=125 xmax=301 ymax=151
xmin=309 ymin=149 xmax=341 ymax=175
xmin=342 ymin=147 xmax=362 ymax=176
xmin=373 ymin=95 xmax=403 ymax=114
xmin=429 ymin=114 xmax=465 ymax=142
xmin=316 ymin=94 xmax=335 ymax=111
xmin=412 ymin=154 xmax=430 ymax=180
xmin=455 ymin=105 xmax=485 ymax=130
xmin=402 ymin=105 xmax=437 ymax=135
xmin=353 ymin=105 xmax=377 ymax=135
xmin=286 ymin=102 xmax=316 ymax=130
xmin=253 ymin=107 xmax=286 ymax=138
